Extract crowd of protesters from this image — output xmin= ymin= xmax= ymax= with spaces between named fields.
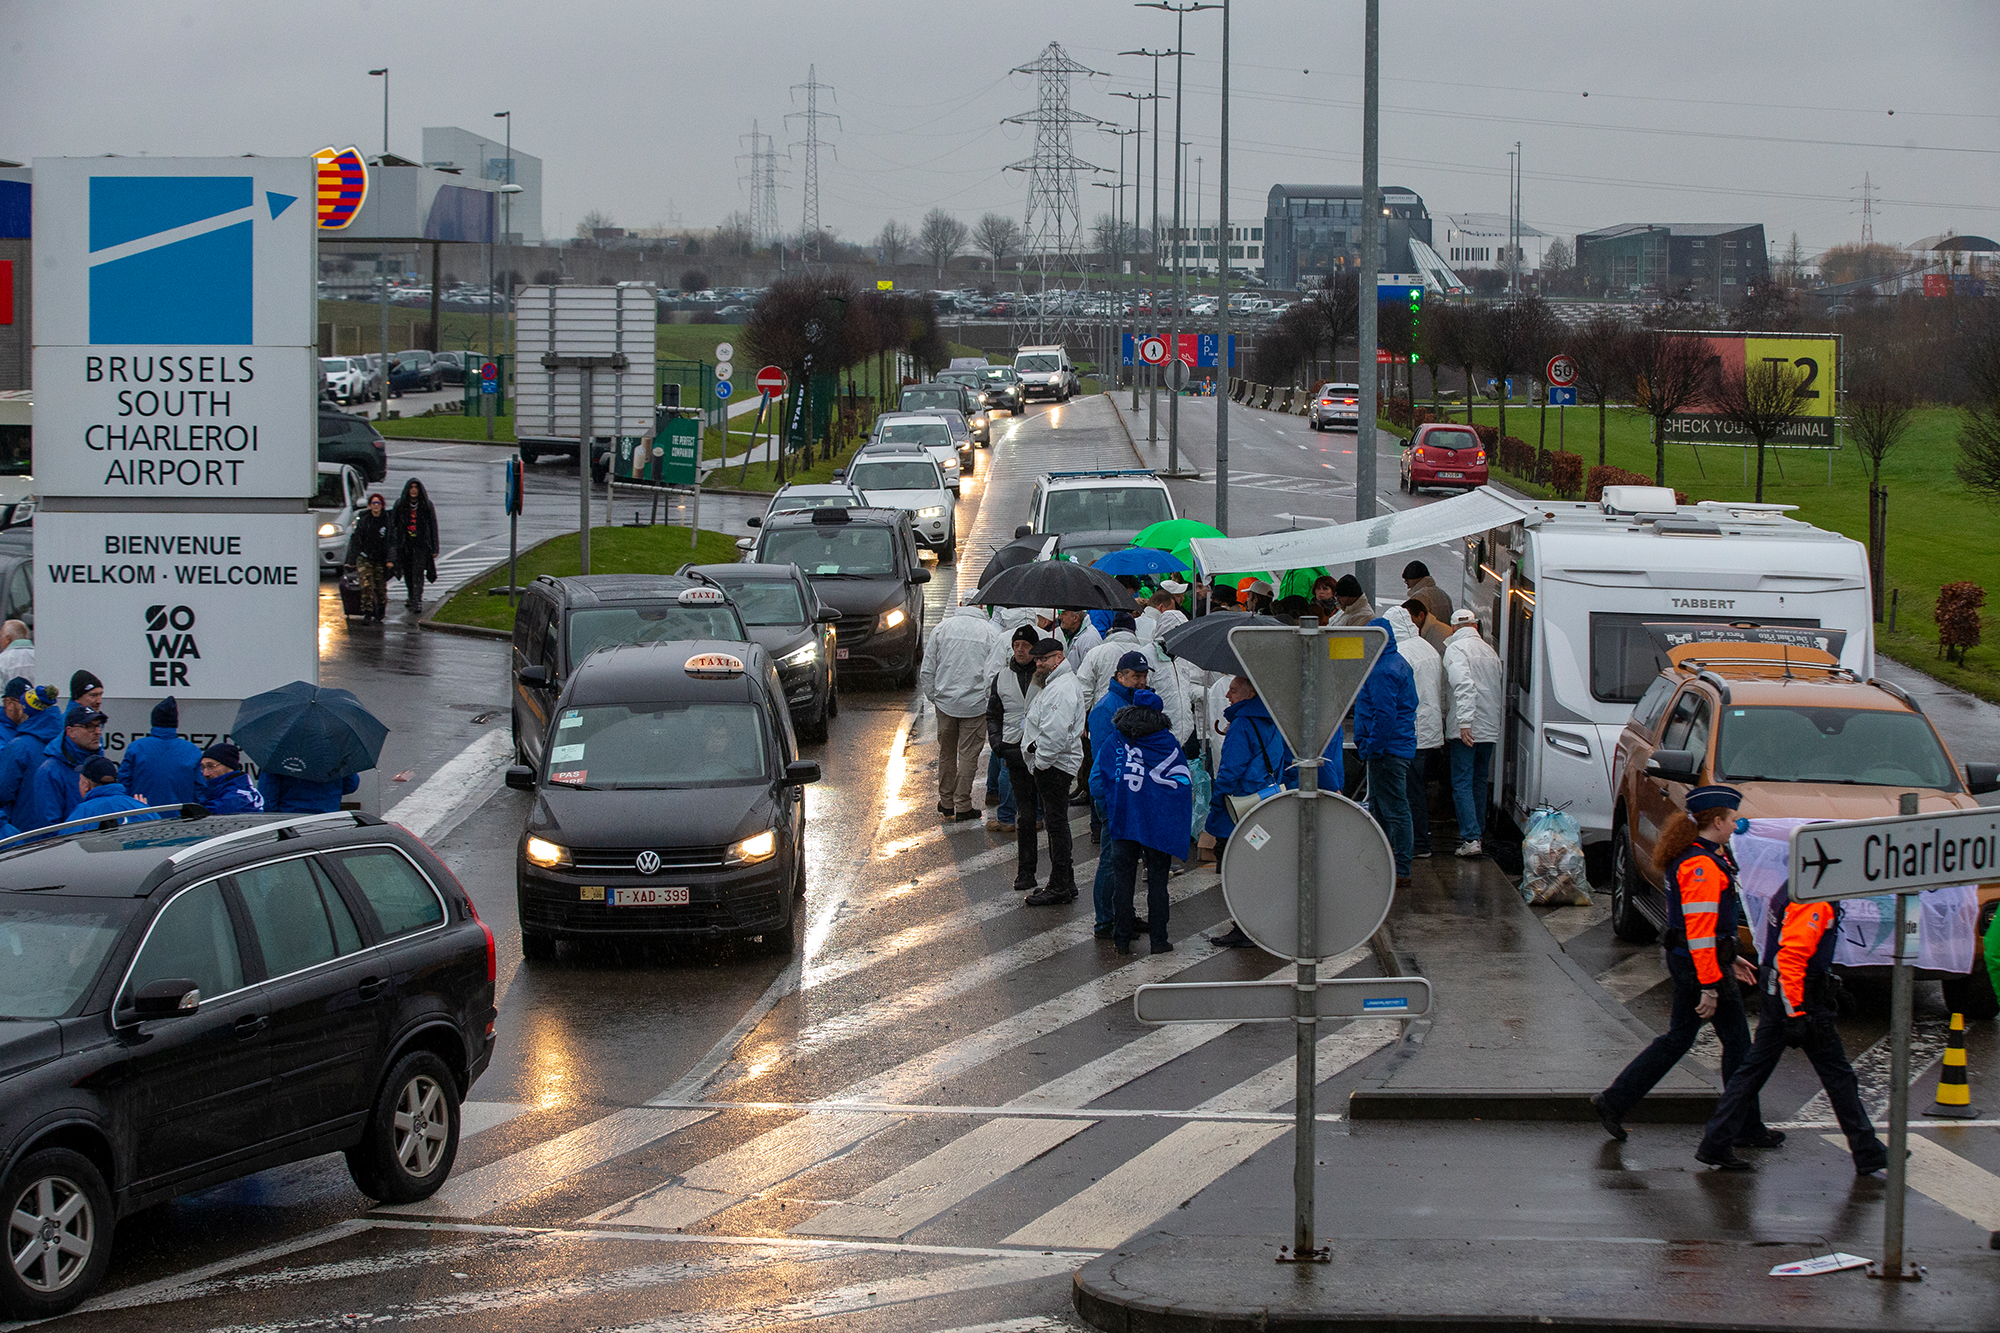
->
xmin=921 ymin=558 xmax=1505 ymax=952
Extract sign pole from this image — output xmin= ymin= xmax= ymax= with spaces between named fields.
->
xmin=1288 ymin=621 xmax=1326 ymax=1263
xmin=578 ymin=365 xmax=594 ymax=575
xmin=1878 ymin=890 xmax=1915 ymax=1279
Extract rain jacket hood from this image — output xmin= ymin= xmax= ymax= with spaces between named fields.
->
xmin=1105 ymin=687 xmax=1193 ymax=859
xmin=118 ymin=725 xmax=204 ymax=808
xmin=1382 ymin=606 xmax=1444 ymax=751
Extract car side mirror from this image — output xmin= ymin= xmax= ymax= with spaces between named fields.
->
xmin=816 ymin=607 xmax=840 ymax=624
xmin=735 ymin=537 xmax=756 ymax=553
xmin=1644 ymin=749 xmax=1701 ymax=783
xmin=785 ymin=760 xmax=822 ymax=785
xmin=1014 ymin=524 xmax=1032 ymax=538
xmin=746 ymin=515 xmax=762 ymax=527
xmin=832 ymin=471 xmax=845 ymax=481
xmin=505 ymin=765 xmax=537 ymax=791
xmin=1965 ymin=762 xmax=2000 ymax=796
xmin=131 ymin=979 xmax=201 ymax=1019
xmin=517 ymin=664 xmax=551 ymax=688
xmin=911 ymin=569 xmax=932 ymax=585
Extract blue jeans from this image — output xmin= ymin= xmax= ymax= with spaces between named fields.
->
xmin=1448 ymin=739 xmax=1494 ymax=843
xmin=989 ymin=752 xmax=1015 ymax=823
xmin=1601 ymin=950 xmax=1760 ymax=1129
xmin=1103 ymin=837 xmax=1170 ymax=947
xmin=1366 ymin=753 xmax=1413 ymax=876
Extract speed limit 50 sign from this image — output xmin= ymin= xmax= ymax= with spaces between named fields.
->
xmin=1546 ymin=354 xmax=1578 ymax=387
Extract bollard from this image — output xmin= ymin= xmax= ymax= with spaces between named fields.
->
xmin=1925 ymin=1012 xmax=1980 ymax=1118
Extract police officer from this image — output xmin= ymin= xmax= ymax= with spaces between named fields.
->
xmin=1591 ymin=785 xmax=1779 ymax=1150
xmin=1695 ymin=879 xmax=1888 ymax=1173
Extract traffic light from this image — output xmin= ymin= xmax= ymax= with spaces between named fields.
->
xmin=1407 ymin=284 xmax=1423 ymax=362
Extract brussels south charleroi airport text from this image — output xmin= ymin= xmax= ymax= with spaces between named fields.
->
xmin=64 ymin=351 xmax=282 ymax=489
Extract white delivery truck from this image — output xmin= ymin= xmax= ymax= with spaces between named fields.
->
xmin=1186 ymin=484 xmax=1876 ymax=874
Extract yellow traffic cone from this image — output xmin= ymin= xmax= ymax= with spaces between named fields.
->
xmin=1925 ymin=1012 xmax=1980 ymax=1119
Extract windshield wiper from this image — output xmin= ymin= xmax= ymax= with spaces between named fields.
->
xmin=546 ymin=780 xmax=602 ymax=791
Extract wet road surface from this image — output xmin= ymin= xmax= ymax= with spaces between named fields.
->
xmin=24 ymin=397 xmax=1998 ymax=1333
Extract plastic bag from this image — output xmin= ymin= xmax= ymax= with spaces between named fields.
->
xmin=1189 ymin=755 xmax=1213 ymax=839
xmin=1519 ymin=806 xmax=1591 ymax=906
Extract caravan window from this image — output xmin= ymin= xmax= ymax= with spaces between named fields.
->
xmin=1587 ymin=613 xmax=1819 ymax=704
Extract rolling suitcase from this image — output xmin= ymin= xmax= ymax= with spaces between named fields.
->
xmin=337 ymin=566 xmax=368 ymax=619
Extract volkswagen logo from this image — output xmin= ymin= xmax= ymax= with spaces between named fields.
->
xmin=634 ymin=850 xmax=661 ymax=875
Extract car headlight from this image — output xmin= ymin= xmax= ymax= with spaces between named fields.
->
xmin=726 ymin=829 xmax=778 ymax=865
xmin=779 ymin=643 xmax=819 ymax=668
xmin=879 ymin=608 xmax=907 ymax=631
xmin=917 ymin=506 xmax=945 ymax=518
xmin=317 ymin=521 xmax=342 ymax=538
xmin=524 ymin=836 xmax=570 ymax=867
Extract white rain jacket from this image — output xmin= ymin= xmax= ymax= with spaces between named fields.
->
xmin=1383 ymin=605 xmax=1444 ymax=751
xmin=1023 ymin=660 xmax=1088 ymax=775
xmin=1442 ymin=623 xmax=1504 ymax=743
xmin=920 ymin=605 xmax=1001 ymax=720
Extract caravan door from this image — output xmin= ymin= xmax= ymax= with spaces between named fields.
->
xmin=1498 ymin=567 xmax=1537 ymax=822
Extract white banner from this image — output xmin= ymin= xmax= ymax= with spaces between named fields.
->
xmin=35 ymin=510 xmax=318 ymax=701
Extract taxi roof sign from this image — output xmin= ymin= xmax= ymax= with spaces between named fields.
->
xmin=684 ymin=652 xmax=745 ymax=678
xmin=677 ymin=586 xmax=728 ymax=606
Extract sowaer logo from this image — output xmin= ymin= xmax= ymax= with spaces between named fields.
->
xmin=145 ymin=603 xmax=199 ymax=688
xmin=313 ymin=147 xmax=369 ymax=231
xmin=88 ymin=176 xmax=299 ymax=345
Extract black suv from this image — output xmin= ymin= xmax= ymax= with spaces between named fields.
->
xmin=748 ymin=507 xmax=929 ymax=685
xmin=0 ymin=808 xmax=496 ymax=1318
xmin=506 ymin=641 xmax=819 ymax=957
xmin=680 ymin=563 xmax=840 ymax=742
xmin=511 ymin=575 xmax=751 ymax=770
xmin=318 ymin=409 xmax=390 ymax=482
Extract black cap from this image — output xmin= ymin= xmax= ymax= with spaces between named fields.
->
xmin=81 ymin=756 xmax=119 ymax=785
xmin=1111 ymin=610 xmax=1136 ymax=631
xmin=70 ymin=669 xmax=103 ymax=699
xmin=1335 ymin=574 xmax=1364 ymax=598
xmin=202 ymin=742 xmax=242 ymax=769
xmin=2 ymin=676 xmax=29 ymax=702
xmin=152 ymin=696 xmax=179 ymax=727
xmin=1402 ymin=560 xmax=1430 ymax=580
xmin=1031 ymin=637 xmax=1067 ymax=659
xmin=1012 ymin=625 xmax=1041 ymax=646
xmin=64 ymin=703 xmax=107 ymax=728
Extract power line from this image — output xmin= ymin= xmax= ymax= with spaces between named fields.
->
xmin=788 ymin=65 xmax=839 ymax=260
xmin=1003 ymin=41 xmax=1106 ymax=345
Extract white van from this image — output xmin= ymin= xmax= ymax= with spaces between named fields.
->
xmin=1013 ymin=345 xmax=1078 ymax=402
xmin=1466 ymin=486 xmax=1874 ymax=864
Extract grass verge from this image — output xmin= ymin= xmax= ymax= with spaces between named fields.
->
xmin=431 ymin=525 xmax=746 ymax=633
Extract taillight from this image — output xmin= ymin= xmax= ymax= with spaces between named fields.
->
xmin=1476 ymin=450 xmax=1486 ymax=463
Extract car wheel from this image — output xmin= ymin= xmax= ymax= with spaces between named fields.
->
xmin=825 ymin=673 xmax=839 ymax=718
xmin=801 ymin=691 xmax=831 ymax=743
xmin=519 ymin=446 xmax=540 ymax=465
xmin=0 ymin=1148 xmax=113 ymax=1319
xmin=345 ymin=1050 xmax=461 ymax=1204
xmin=763 ymin=866 xmax=803 ymax=954
xmin=521 ymin=929 xmax=556 ymax=962
xmin=938 ymin=534 xmax=957 ymax=565
xmin=1609 ymin=816 xmax=1658 ymax=944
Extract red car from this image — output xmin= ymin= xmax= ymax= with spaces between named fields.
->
xmin=1400 ymin=423 xmax=1488 ymax=493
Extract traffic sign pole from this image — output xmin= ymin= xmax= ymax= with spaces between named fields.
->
xmin=1290 ymin=624 xmax=1323 ymax=1264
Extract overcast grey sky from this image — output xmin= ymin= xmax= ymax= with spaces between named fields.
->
xmin=5 ymin=0 xmax=1996 ymax=255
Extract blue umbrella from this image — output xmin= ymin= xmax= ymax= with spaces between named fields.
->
xmin=1091 ymin=547 xmax=1190 ymax=576
xmin=231 ymin=682 xmax=389 ymax=784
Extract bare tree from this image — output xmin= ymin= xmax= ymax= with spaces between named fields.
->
xmin=919 ymin=209 xmax=968 ymax=284
xmin=1707 ymin=356 xmax=1813 ymax=502
xmin=714 ymin=212 xmax=754 ymax=257
xmin=972 ymin=213 xmax=1021 ymax=284
xmin=1567 ymin=311 xmax=1631 ymax=465
xmin=1305 ymin=271 xmax=1359 ymax=385
xmin=574 ymin=209 xmax=615 ymax=241
xmin=1847 ymin=361 xmax=1916 ymax=620
xmin=1539 ymin=238 xmax=1576 ymax=295
xmin=876 ymin=220 xmax=913 ymax=276
xmin=1473 ymin=296 xmax=1556 ymax=440
xmin=1619 ymin=329 xmax=1717 ymax=486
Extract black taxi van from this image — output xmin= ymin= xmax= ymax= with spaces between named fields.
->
xmin=0 ymin=809 xmax=496 ymax=1319
xmin=506 ymin=641 xmax=820 ymax=960
xmin=510 ymin=575 xmax=750 ymax=769
xmin=747 ymin=507 xmax=930 ymax=686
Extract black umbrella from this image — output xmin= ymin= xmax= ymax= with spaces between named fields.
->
xmin=976 ymin=558 xmax=1131 ymax=610
xmin=231 ymin=681 xmax=389 ymax=784
xmin=1158 ymin=611 xmax=1287 ymax=675
xmin=977 ymin=532 xmax=1057 ymax=588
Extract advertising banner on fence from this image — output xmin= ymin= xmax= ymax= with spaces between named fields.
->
xmin=1121 ymin=332 xmax=1237 ymax=368
xmin=1662 ymin=331 xmax=1838 ymax=446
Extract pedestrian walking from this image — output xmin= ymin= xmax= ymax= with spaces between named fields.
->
xmin=0 ymin=620 xmax=33 ymax=684
xmin=1207 ymin=674 xmax=1293 ymax=948
xmin=345 ymin=492 xmax=393 ymax=621
xmin=1591 ymin=785 xmax=1776 ymax=1150
xmin=71 ymin=756 xmax=157 ymax=824
xmin=1354 ymin=617 xmax=1418 ymax=887
xmin=0 ymin=684 xmax=63 ymax=832
xmin=1102 ymin=685 xmax=1194 ymax=955
xmin=1694 ymin=877 xmax=1887 ymax=1174
xmin=25 ymin=703 xmax=108 ymax=831
xmin=1330 ymin=574 xmax=1373 ymax=626
xmin=257 ymin=768 xmax=361 ymax=814
xmin=922 ymin=598 xmax=1000 ymax=820
xmin=1018 ymin=638 xmax=1086 ymax=906
xmin=1401 ymin=560 xmax=1453 ymax=625
xmin=389 ymin=477 xmax=440 ymax=613
xmin=1441 ymin=608 xmax=1502 ymax=857
xmin=117 ymin=696 xmax=203 ymax=807
xmin=1384 ymin=605 xmax=1443 ymax=859
xmin=985 ymin=626 xmax=1040 ymax=834
xmin=1087 ymin=652 xmax=1156 ymax=938
xmin=198 ymin=743 xmax=266 ymax=813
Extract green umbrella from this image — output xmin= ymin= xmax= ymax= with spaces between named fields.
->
xmin=1274 ymin=566 xmax=1333 ymax=600
xmin=1133 ymin=518 xmax=1226 ymax=551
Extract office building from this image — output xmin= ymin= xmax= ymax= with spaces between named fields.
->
xmin=423 ymin=126 xmax=543 ymax=245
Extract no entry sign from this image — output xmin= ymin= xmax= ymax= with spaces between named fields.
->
xmin=755 ymin=365 xmax=787 ymax=396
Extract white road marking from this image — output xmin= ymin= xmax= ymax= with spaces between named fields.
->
xmin=381 ymin=1107 xmax=713 ymax=1218
xmin=1796 ymin=1018 xmax=1949 ymax=1123
xmin=792 ymin=1117 xmax=1095 ymax=1239
xmin=382 ymin=728 xmax=515 ymax=844
xmin=1594 ymin=950 xmax=1669 ymax=1003
xmin=1192 ymin=1017 xmax=1400 ymax=1113
xmin=95 ymin=1234 xmax=549 ymax=1308
xmin=48 ymin=1219 xmax=374 ymax=1318
xmin=1822 ymin=1132 xmax=2000 ymax=1230
xmin=460 ymin=1100 xmax=533 ymax=1138
xmin=1541 ymin=900 xmax=1610 ymax=945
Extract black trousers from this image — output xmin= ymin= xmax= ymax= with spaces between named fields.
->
xmin=1698 ymin=985 xmax=1886 ymax=1169
xmin=1600 ymin=950 xmax=1760 ymax=1130
xmin=1009 ymin=760 xmax=1076 ymax=893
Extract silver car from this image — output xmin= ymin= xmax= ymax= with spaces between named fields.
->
xmin=1308 ymin=382 xmax=1360 ymax=431
xmin=867 ymin=414 xmax=962 ymax=494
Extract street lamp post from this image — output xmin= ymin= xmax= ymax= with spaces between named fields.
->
xmin=368 ymin=68 xmax=391 ymax=423
xmin=1120 ymin=49 xmax=1179 ymax=451
xmin=493 ymin=112 xmax=516 ymax=442
xmin=1110 ymin=91 xmax=1158 ymax=413
xmin=368 ymin=68 xmax=388 ymax=156
xmin=1138 ymin=2 xmax=1219 ymax=480
xmin=1215 ymin=0 xmax=1232 ymax=534
xmin=1356 ymin=0 xmax=1381 ymax=601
